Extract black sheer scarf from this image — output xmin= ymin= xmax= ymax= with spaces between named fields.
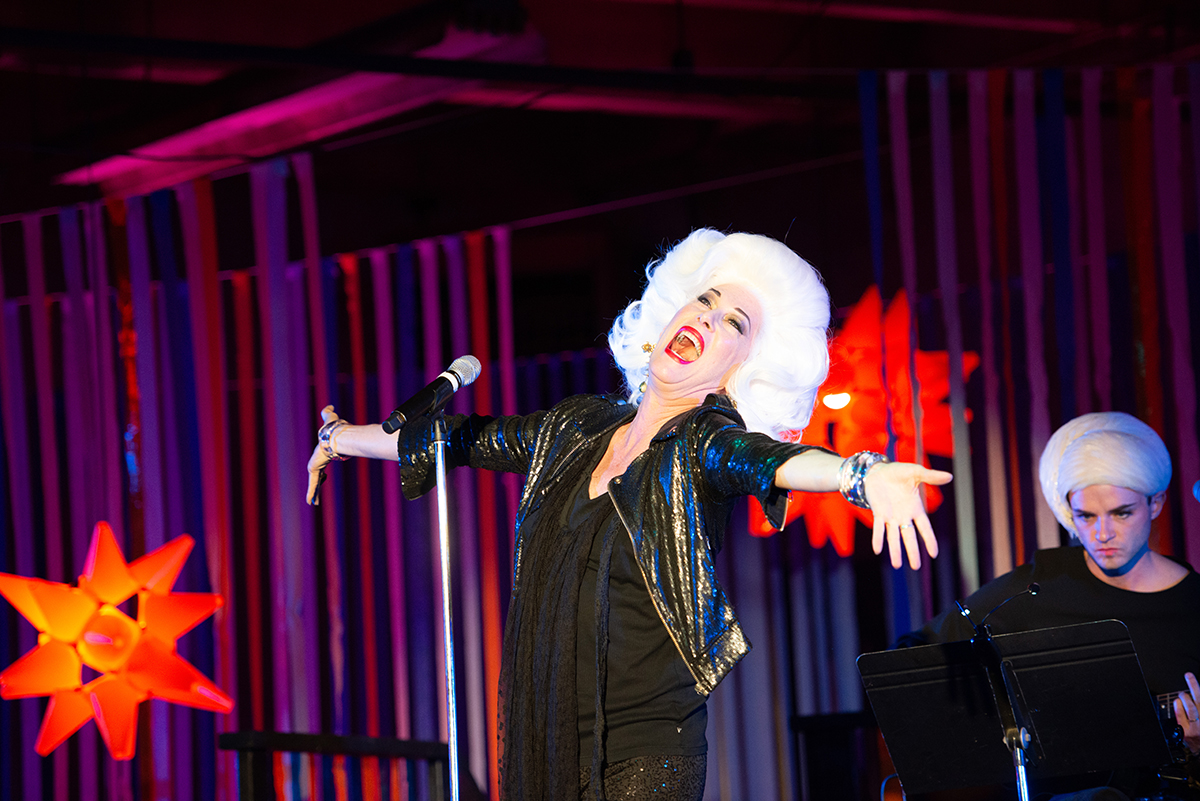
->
xmin=497 ymin=430 xmax=617 ymax=801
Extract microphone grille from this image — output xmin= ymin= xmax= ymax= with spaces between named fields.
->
xmin=449 ymin=355 xmax=483 ymax=386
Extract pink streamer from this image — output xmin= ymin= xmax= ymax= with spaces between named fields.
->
xmin=1152 ymin=65 xmax=1200 ymax=562
xmin=1013 ymin=70 xmax=1059 ymax=549
xmin=84 ymin=203 xmax=125 ymax=530
xmin=488 ymin=225 xmax=522 ymax=558
xmin=1081 ymin=68 xmax=1112 ymax=411
xmin=929 ymin=71 xmax=979 ymax=592
xmin=967 ymin=71 xmax=1012 ymax=579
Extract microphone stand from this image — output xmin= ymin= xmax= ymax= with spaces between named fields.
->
xmin=432 ymin=414 xmax=460 ymax=801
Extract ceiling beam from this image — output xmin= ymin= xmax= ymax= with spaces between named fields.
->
xmin=599 ymin=0 xmax=1097 ymax=35
xmin=0 ymin=25 xmax=836 ymax=98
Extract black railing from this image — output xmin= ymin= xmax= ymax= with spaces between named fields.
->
xmin=218 ymin=731 xmax=451 ymax=800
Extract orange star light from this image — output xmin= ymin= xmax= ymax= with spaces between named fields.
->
xmin=750 ymin=287 xmax=979 ymax=554
xmin=0 ymin=521 xmax=233 ymax=760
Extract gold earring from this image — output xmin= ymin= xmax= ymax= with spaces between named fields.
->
xmin=639 ymin=381 xmax=647 ymax=393
xmin=642 ymin=342 xmax=654 ymax=353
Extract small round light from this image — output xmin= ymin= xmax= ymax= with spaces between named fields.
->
xmin=822 ymin=392 xmax=851 ymax=410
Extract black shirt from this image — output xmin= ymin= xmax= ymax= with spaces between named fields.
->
xmin=570 ymin=432 xmax=707 ymax=765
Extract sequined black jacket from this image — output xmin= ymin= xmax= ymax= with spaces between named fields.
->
xmin=396 ymin=393 xmax=814 ymax=695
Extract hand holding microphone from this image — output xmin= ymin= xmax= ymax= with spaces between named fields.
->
xmin=381 ymin=355 xmax=482 ymax=434
xmin=306 ymin=356 xmax=482 ymax=506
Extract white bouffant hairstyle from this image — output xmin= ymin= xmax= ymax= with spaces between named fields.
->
xmin=1038 ymin=411 xmax=1172 ymax=535
xmin=608 ymin=229 xmax=831 ymax=439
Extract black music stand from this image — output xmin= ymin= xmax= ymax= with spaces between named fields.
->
xmin=857 ymin=620 xmax=1173 ymax=799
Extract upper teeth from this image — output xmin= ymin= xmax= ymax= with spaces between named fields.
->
xmin=677 ymin=330 xmax=700 ymax=350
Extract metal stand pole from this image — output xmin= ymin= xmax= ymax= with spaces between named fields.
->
xmin=432 ymin=415 xmax=460 ymax=801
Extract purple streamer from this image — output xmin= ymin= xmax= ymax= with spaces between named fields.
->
xmin=58 ymin=205 xmax=101 ymax=801
xmin=967 ymin=71 xmax=1012 ymax=579
xmin=929 ymin=70 xmax=980 ymax=593
xmin=84 ymin=203 xmax=125 ymax=531
xmin=0 ymin=237 xmax=41 ymax=801
xmin=126 ymin=197 xmax=166 ymax=549
xmin=884 ymin=71 xmax=918 ymax=635
xmin=1081 ymin=69 xmax=1112 ymax=411
xmin=1013 ymin=70 xmax=1059 ymax=549
xmin=1154 ymin=64 xmax=1200 ymax=562
xmin=250 ymin=159 xmax=301 ymax=735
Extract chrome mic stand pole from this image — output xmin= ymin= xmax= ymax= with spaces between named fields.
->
xmin=432 ymin=414 xmax=460 ymax=801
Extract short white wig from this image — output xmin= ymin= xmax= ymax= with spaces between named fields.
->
xmin=1038 ymin=411 xmax=1172 ymax=535
xmin=608 ymin=229 xmax=831 ymax=439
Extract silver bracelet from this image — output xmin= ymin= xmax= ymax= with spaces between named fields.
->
xmin=317 ymin=419 xmax=351 ymax=462
xmin=838 ymin=451 xmax=889 ymax=509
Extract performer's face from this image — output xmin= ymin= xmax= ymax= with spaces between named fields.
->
xmin=647 ymin=283 xmax=761 ymax=400
xmin=1068 ymin=483 xmax=1165 ymax=577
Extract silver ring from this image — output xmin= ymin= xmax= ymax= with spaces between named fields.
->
xmin=898 ymin=522 xmax=915 ymax=531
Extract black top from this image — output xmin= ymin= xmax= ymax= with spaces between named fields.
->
xmin=570 ymin=431 xmax=707 ymax=765
xmin=906 ymin=546 xmax=1200 ymax=697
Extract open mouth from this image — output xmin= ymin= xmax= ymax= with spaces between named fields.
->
xmin=666 ymin=326 xmax=704 ymax=363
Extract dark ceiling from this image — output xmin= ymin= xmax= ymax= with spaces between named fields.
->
xmin=1 ymin=0 xmax=1196 ymax=354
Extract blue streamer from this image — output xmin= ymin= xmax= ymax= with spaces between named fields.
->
xmin=1040 ymin=69 xmax=1076 ymax=420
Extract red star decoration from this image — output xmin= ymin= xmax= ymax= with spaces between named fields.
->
xmin=750 ymin=287 xmax=979 ymax=554
xmin=0 ymin=521 xmax=233 ymax=760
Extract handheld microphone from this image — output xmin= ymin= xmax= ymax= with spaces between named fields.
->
xmin=381 ymin=355 xmax=482 ymax=434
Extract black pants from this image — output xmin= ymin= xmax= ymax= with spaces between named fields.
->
xmin=579 ymin=754 xmax=706 ymax=801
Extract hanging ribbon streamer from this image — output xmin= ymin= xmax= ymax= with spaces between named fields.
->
xmin=250 ymin=159 xmax=310 ymax=751
xmin=177 ymin=178 xmax=239 ymax=801
xmin=338 ymin=250 xmax=384 ymax=800
xmin=987 ymin=70 xmax=1028 ymax=565
xmin=124 ymin=197 xmax=179 ymax=798
xmin=465 ymin=229 xmax=503 ymax=801
xmin=150 ymin=189 xmax=196 ymax=801
xmin=369 ymin=248 xmax=411 ymax=800
xmin=231 ymin=268 xmax=267 ymax=731
xmin=1013 ymin=71 xmax=1059 ymax=550
xmin=1063 ymin=118 xmax=1091 ymax=417
xmin=1152 ymin=65 xmax=1200 ymax=562
xmin=488 ymin=225 xmax=522 ymax=569
xmin=58 ymin=206 xmax=101 ymax=801
xmin=83 ymin=202 xmax=124 ymax=534
xmin=929 ymin=71 xmax=980 ymax=593
xmin=0 ymin=223 xmax=41 ymax=801
xmin=24 ymin=214 xmax=65 ymax=586
xmin=885 ymin=70 xmax=922 ymax=635
xmin=967 ymin=71 xmax=1012 ymax=579
xmin=1080 ymin=70 xmax=1112 ymax=412
xmin=1041 ymin=70 xmax=1078 ymax=421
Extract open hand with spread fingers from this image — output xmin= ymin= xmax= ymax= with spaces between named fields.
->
xmin=863 ymin=461 xmax=953 ymax=570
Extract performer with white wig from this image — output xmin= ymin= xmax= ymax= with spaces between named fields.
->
xmin=903 ymin=411 xmax=1200 ymax=798
xmin=306 ymin=229 xmax=952 ymax=800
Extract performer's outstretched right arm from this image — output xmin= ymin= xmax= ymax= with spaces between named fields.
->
xmin=306 ymin=403 xmax=545 ymax=505
xmin=306 ymin=405 xmax=398 ymax=504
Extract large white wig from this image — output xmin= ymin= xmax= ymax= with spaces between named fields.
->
xmin=608 ymin=229 xmax=831 ymax=439
xmin=1038 ymin=411 xmax=1172 ymax=535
